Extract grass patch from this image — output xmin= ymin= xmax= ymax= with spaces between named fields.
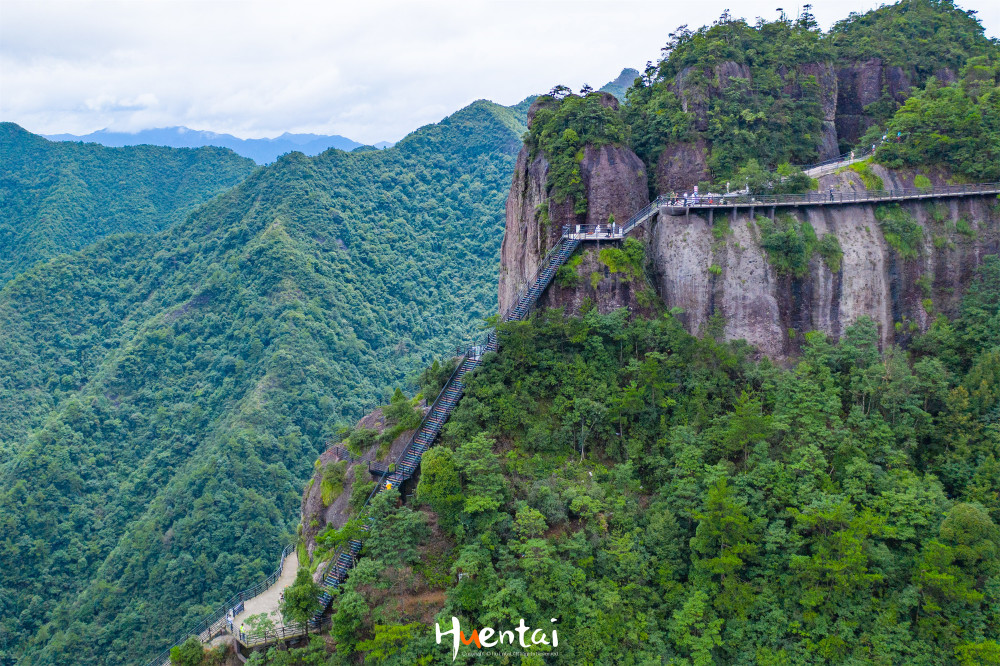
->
xmin=956 ymin=217 xmax=976 ymax=237
xmin=916 ymin=273 xmax=933 ymax=298
xmin=708 ymin=264 xmax=722 ymax=276
xmin=320 ymin=461 xmax=348 ymax=506
xmin=914 ymin=174 xmax=932 ymax=189
xmin=930 ymin=203 xmax=948 ymax=224
xmin=536 ymin=201 xmax=550 ymax=227
xmin=875 ymin=204 xmax=923 ymax=260
xmin=712 ymin=213 xmax=730 ymax=240
xmin=848 ymin=160 xmax=884 ymax=190
xmin=555 ymin=252 xmax=584 ymax=287
xmin=933 ymin=235 xmax=954 ymax=250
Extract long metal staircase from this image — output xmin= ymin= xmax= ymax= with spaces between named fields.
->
xmin=311 ymin=234 xmax=582 ymax=616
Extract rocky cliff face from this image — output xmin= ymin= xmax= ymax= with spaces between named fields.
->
xmin=834 ymin=58 xmax=915 ymax=148
xmin=663 ymin=59 xmax=842 ymax=190
xmin=300 ymin=406 xmax=423 ymax=567
xmin=658 ymin=57 xmax=955 ymax=186
xmin=499 ymin=96 xmax=650 ymax=316
xmin=502 ymin=146 xmax=998 ymax=358
xmin=649 ymin=165 xmax=998 ymax=357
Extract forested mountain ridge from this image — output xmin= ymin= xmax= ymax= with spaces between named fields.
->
xmin=623 ymin=0 xmax=998 ymax=192
xmin=0 ymin=98 xmax=528 ymax=665
xmin=0 ymin=122 xmax=257 ymax=284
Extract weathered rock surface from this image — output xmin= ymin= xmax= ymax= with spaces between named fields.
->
xmin=300 ymin=406 xmax=423 ymax=560
xmin=499 ymin=97 xmax=649 ymax=316
xmin=648 ymin=167 xmax=999 ymax=357
xmin=835 ymin=58 xmax=916 ymax=148
xmin=656 ymin=140 xmax=710 ymax=195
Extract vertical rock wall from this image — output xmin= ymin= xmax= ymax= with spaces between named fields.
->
xmin=648 ymin=167 xmax=999 ymax=357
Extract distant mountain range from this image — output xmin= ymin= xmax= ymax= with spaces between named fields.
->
xmin=43 ymin=126 xmax=395 ymax=164
xmin=40 ymin=72 xmax=635 ymax=164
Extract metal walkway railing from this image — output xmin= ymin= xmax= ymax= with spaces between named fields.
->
xmin=657 ymin=182 xmax=1000 ymax=211
xmin=144 ymin=543 xmax=295 ymax=666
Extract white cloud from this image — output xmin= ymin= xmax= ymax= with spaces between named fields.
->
xmin=2 ymin=0 xmax=998 ymax=143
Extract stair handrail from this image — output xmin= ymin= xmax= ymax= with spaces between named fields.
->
xmin=312 ymin=345 xmax=473 ymax=606
xmin=500 ymin=235 xmax=579 ymax=324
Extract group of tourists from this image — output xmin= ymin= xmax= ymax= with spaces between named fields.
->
xmin=667 ymin=186 xmax=719 ymax=206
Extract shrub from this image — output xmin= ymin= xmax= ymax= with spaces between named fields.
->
xmin=849 ymin=160 xmax=884 ymax=190
xmin=321 ymin=461 xmax=347 ymax=507
xmin=556 ymin=252 xmax=584 ymax=287
xmin=875 ymin=204 xmax=924 ymax=259
xmin=816 ymin=234 xmax=843 ymax=273
xmin=956 ymin=217 xmax=976 ymax=237
xmin=598 ymin=238 xmax=645 ymax=281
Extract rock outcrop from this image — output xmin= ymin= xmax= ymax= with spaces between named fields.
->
xmin=300 ymin=405 xmax=424 ymax=562
xmin=667 ymin=59 xmax=843 ymax=172
xmin=501 ymin=130 xmax=998 ymax=359
xmin=656 ymin=140 xmax=710 ymax=195
xmin=499 ymin=96 xmax=650 ymax=316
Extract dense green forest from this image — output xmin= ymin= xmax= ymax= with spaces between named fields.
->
xmin=243 ymin=254 xmax=999 ymax=665
xmin=0 ymin=123 xmax=257 ymax=284
xmin=0 ymin=99 xmax=528 ymax=665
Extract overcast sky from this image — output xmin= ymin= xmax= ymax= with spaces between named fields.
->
xmin=2 ymin=0 xmax=998 ymax=144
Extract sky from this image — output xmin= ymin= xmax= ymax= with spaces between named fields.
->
xmin=2 ymin=0 xmax=998 ymax=144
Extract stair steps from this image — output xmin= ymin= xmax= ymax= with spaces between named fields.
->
xmin=311 ymin=235 xmax=588 ymax=617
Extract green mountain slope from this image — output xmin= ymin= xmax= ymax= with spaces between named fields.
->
xmin=0 ymin=122 xmax=257 ymax=284
xmin=258 ymin=262 xmax=999 ymax=666
xmin=0 ymin=99 xmax=526 ymax=665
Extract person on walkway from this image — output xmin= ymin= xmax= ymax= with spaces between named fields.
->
xmin=239 ymin=624 xmax=246 ymax=642
xmin=829 ymin=188 xmax=834 ymax=202
xmin=850 ymin=150 xmax=855 ymax=161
